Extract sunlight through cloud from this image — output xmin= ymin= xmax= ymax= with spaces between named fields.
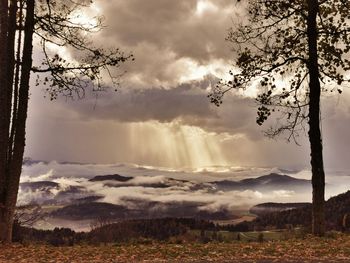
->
xmin=195 ymin=0 xmax=218 ymax=16
xmin=128 ymin=121 xmax=230 ymax=168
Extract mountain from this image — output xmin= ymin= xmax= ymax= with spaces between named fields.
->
xmin=74 ymin=195 xmax=104 ymax=203
xmin=89 ymin=174 xmax=133 ymax=182
xmin=20 ymin=172 xmax=316 ymax=224
xmin=92 ymin=175 xmax=212 ymax=190
xmin=88 ymin=173 xmax=310 ymax=193
xmin=50 ymin=200 xmax=238 ymax=221
xmin=51 ymin=202 xmax=128 ymax=220
xmin=238 ymin=190 xmax=350 ymax=231
xmin=212 ymin=173 xmax=310 ymax=192
xmin=19 ymin=173 xmax=312 ymax=209
xmin=104 ymin=182 xmax=171 ymax=188
xmin=249 ymin=202 xmax=310 ymax=217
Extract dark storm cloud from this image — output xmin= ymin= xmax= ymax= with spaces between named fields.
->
xmin=56 ymin=75 xmax=261 ymax=140
xmin=98 ymin=0 xmax=234 ymax=62
xmin=31 ymin=0 xmax=253 ymax=137
xmin=73 ymin=0 xmax=240 ymax=87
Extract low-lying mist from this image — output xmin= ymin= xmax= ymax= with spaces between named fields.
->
xmin=18 ymin=160 xmax=350 ymax=231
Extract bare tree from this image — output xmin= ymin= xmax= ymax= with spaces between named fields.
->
xmin=210 ymin=0 xmax=350 ymax=236
xmin=0 ymin=0 xmax=132 ymax=242
xmin=14 ymin=204 xmax=46 ymax=228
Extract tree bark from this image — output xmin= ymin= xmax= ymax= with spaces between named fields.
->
xmin=0 ymin=0 xmax=17 ymax=243
xmin=0 ymin=0 xmax=35 ymax=242
xmin=307 ymin=0 xmax=325 ymax=236
xmin=0 ymin=0 xmax=10 ymax=241
xmin=8 ymin=0 xmax=24 ymax=162
xmin=6 ymin=0 xmax=19 ymax=163
xmin=0 ymin=1 xmax=9 ymax=188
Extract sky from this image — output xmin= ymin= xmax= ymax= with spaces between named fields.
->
xmin=25 ymin=0 xmax=350 ymax=170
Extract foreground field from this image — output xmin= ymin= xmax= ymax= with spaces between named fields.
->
xmin=1 ymin=234 xmax=350 ymax=262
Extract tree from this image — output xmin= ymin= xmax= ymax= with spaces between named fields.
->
xmin=0 ymin=0 xmax=132 ymax=242
xmin=209 ymin=0 xmax=350 ymax=236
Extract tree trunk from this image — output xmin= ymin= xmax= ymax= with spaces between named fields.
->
xmin=6 ymin=0 xmax=19 ymax=163
xmin=0 ymin=0 xmax=10 ymax=241
xmin=0 ymin=0 xmax=35 ymax=243
xmin=9 ymin=0 xmax=24 ymax=165
xmin=0 ymin=1 xmax=9 ymax=185
xmin=307 ymin=0 xmax=325 ymax=236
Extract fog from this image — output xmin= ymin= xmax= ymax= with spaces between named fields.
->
xmin=20 ymin=161 xmax=350 ymax=209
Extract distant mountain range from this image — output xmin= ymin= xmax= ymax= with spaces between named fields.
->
xmin=82 ymin=172 xmax=313 ymax=194
xmin=212 ymin=173 xmax=311 ymax=192
xmin=19 ymin=172 xmax=314 ymax=222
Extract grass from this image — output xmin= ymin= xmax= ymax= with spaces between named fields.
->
xmin=190 ymin=229 xmax=292 ymax=242
xmin=1 ymin=233 xmax=350 ymax=262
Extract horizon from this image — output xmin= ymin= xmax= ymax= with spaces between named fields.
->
xmin=19 ymin=159 xmax=350 ymax=231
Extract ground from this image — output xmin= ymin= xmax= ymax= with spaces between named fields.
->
xmin=1 ymin=235 xmax=350 ymax=262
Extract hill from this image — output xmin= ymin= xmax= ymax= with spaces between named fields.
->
xmin=50 ymin=201 xmax=238 ymax=221
xmin=250 ymin=202 xmax=310 ymax=216
xmin=212 ymin=173 xmax=311 ymax=192
xmin=237 ymin=190 xmax=350 ymax=231
xmin=88 ymin=174 xmax=133 ymax=182
xmin=50 ymin=202 xmax=128 ymax=220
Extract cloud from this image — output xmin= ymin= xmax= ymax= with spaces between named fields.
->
xmin=17 ymin=165 xmax=283 ymax=210
xmin=31 ymin=75 xmax=261 ymax=140
xmin=26 ymin=0 xmax=350 ymax=170
xmin=49 ymin=0 xmax=237 ymax=88
xmin=97 ymin=0 xmax=235 ymax=62
xmin=18 ymin=161 xmax=350 ymax=222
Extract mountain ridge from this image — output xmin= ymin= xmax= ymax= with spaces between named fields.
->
xmin=212 ymin=173 xmax=310 ymax=192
